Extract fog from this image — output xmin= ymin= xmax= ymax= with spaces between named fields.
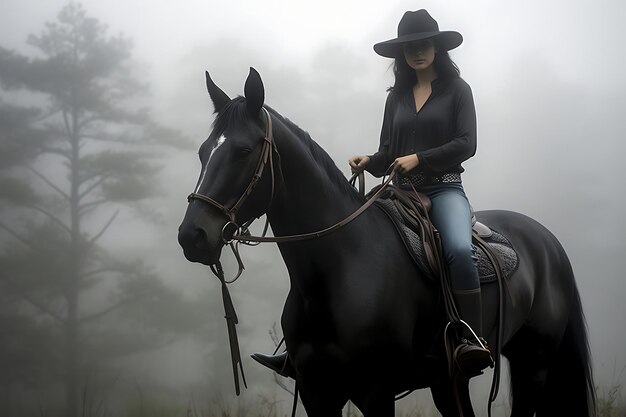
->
xmin=1 ymin=0 xmax=625 ymax=415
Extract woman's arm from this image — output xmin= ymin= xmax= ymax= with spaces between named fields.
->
xmin=366 ymin=93 xmax=395 ymax=177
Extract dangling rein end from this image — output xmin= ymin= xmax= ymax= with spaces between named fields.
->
xmin=210 ymin=261 xmax=248 ymax=395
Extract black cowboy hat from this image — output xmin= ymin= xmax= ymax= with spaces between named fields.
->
xmin=374 ymin=9 xmax=463 ymax=58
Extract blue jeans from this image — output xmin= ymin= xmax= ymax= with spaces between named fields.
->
xmin=413 ymin=183 xmax=479 ymax=290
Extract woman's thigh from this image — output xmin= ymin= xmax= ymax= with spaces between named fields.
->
xmin=424 ymin=184 xmax=473 ymax=251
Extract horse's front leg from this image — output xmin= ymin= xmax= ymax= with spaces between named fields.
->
xmin=281 ymin=289 xmax=348 ymax=416
xmin=351 ymin=390 xmax=396 ymax=417
xmin=294 ymin=342 xmax=348 ymax=417
xmin=430 ymin=375 xmax=475 ymax=417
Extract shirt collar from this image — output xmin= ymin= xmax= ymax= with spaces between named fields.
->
xmin=431 ymin=77 xmax=445 ymax=93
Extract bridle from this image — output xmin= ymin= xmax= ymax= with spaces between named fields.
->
xmin=186 ymin=106 xmax=399 ymax=281
xmin=184 ymin=107 xmax=280 ymax=395
xmin=187 ymin=107 xmax=278 ymax=251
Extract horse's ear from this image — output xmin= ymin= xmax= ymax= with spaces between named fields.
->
xmin=244 ymin=67 xmax=265 ymax=117
xmin=205 ymin=71 xmax=230 ymax=114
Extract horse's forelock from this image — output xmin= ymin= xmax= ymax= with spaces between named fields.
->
xmin=209 ymin=96 xmax=253 ymax=141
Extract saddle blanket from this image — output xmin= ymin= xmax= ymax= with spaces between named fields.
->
xmin=374 ymin=198 xmax=519 ymax=284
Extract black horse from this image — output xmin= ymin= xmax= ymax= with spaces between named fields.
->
xmin=178 ymin=68 xmax=596 ymax=417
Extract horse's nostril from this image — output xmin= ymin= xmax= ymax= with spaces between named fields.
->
xmin=178 ymin=224 xmax=209 ymax=249
xmin=193 ymin=227 xmax=208 ymax=247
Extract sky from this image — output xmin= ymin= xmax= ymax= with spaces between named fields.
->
xmin=2 ymin=0 xmax=626 ymax=413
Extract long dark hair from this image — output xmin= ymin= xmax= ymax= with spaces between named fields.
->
xmin=387 ymin=49 xmax=460 ymax=94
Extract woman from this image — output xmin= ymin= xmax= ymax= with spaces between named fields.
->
xmin=252 ymin=9 xmax=492 ymax=378
xmin=349 ymin=9 xmax=492 ymax=376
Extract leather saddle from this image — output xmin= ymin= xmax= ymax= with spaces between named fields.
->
xmin=367 ymin=185 xmax=513 ymax=283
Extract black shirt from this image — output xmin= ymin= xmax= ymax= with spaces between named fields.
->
xmin=366 ymin=77 xmax=477 ymax=178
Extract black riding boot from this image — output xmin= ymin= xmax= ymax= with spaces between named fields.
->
xmin=250 ymin=351 xmax=295 ymax=378
xmin=453 ymin=288 xmax=494 ymax=377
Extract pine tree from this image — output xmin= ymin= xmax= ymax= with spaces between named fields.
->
xmin=0 ymin=4 xmax=202 ymax=416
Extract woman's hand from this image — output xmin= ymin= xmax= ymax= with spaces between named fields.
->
xmin=394 ymin=154 xmax=419 ymax=173
xmin=348 ymin=155 xmax=370 ymax=173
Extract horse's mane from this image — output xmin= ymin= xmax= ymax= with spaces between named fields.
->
xmin=211 ymin=97 xmax=363 ymax=202
xmin=265 ymin=105 xmax=364 ymax=202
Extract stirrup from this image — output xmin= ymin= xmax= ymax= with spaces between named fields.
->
xmin=454 ymin=337 xmax=494 ymax=377
xmin=458 ymin=320 xmax=489 ymax=350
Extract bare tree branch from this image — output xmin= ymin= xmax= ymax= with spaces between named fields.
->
xmin=25 ymin=204 xmax=72 ymax=235
xmin=273 ymin=373 xmax=298 ymax=397
xmin=79 ymin=266 xmax=127 ymax=279
xmin=62 ymin=109 xmax=73 ymax=144
xmin=77 ymin=170 xmax=106 ymax=186
xmin=79 ymin=296 xmax=137 ymax=323
xmin=27 ymin=165 xmax=70 ymax=200
xmin=78 ymin=205 xmax=101 ymax=218
xmin=3 ymin=275 xmax=65 ymax=322
xmin=268 ymin=322 xmax=300 ymax=398
xmin=31 ymin=107 xmax=61 ymax=124
xmin=87 ymin=210 xmax=119 ymax=246
xmin=0 ymin=221 xmax=39 ymax=250
xmin=79 ymin=175 xmax=109 ymax=199
xmin=40 ymin=146 xmax=72 ymax=161
xmin=78 ymin=113 xmax=106 ymax=129
xmin=78 ymin=199 xmax=107 ymax=215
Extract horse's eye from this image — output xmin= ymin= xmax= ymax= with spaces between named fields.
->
xmin=237 ymin=147 xmax=252 ymax=157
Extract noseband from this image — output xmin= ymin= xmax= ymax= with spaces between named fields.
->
xmin=187 ymin=107 xmax=277 ymax=244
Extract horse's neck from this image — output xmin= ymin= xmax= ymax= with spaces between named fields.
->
xmin=267 ymin=129 xmax=361 ymax=237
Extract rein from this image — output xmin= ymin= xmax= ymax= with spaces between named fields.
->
xmin=231 ymin=168 xmax=396 ymax=243
xmin=186 ymin=108 xmax=399 ymax=395
xmin=185 ymin=109 xmax=503 ymax=415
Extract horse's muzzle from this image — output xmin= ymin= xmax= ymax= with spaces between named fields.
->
xmin=178 ymin=222 xmax=223 ymax=265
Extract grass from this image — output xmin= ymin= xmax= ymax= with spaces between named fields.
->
xmin=597 ymin=383 xmax=625 ymax=417
xmin=6 ymin=381 xmax=625 ymax=416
